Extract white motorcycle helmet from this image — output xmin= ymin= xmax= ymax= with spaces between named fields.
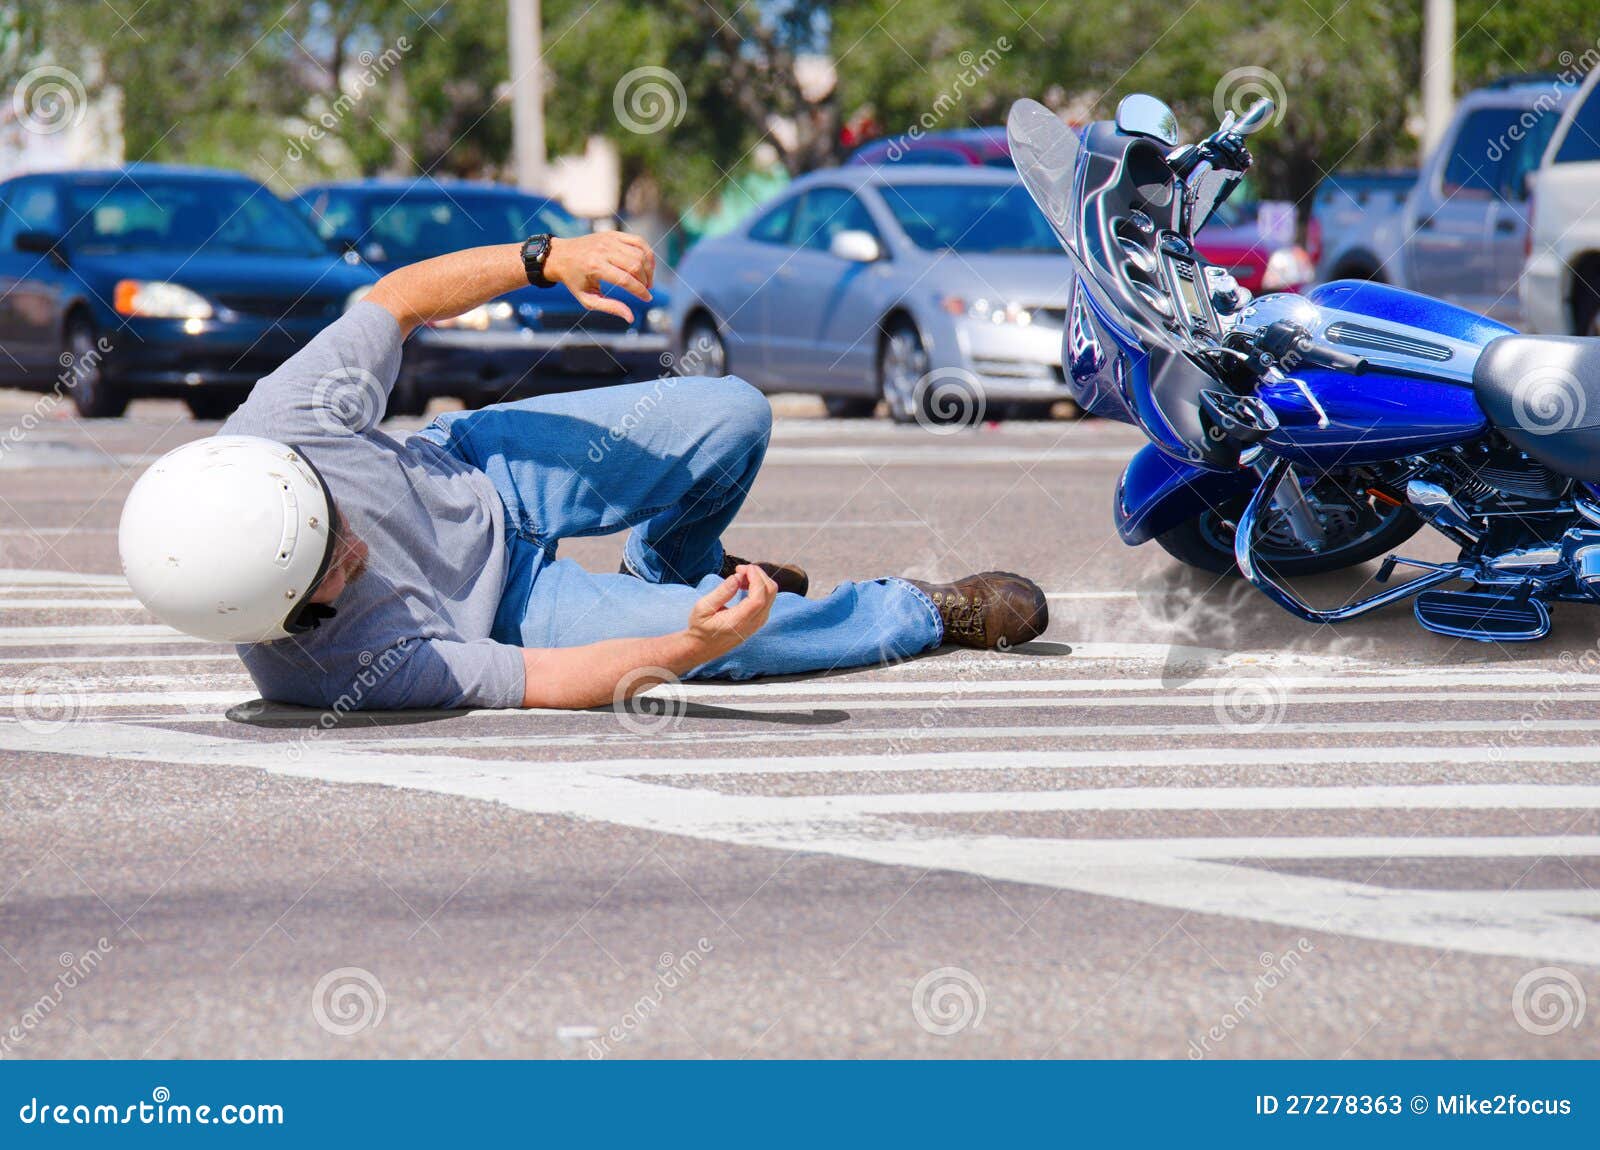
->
xmin=119 ymin=435 xmax=340 ymax=643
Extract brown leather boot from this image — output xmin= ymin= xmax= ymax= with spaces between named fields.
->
xmin=908 ymin=571 xmax=1048 ymax=649
xmin=619 ymin=553 xmax=810 ymax=597
xmin=721 ymin=552 xmax=809 ymax=597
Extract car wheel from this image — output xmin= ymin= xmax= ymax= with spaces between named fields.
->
xmin=823 ymin=395 xmax=877 ymax=418
xmin=184 ymin=393 xmax=242 ymax=421
xmin=679 ymin=316 xmax=727 ymax=377
xmin=1577 ymin=281 xmax=1600 ymax=337
xmin=1001 ymin=401 xmax=1057 ymax=421
xmin=879 ymin=320 xmax=930 ymax=425
xmin=879 ymin=319 xmax=979 ymax=428
xmin=62 ymin=317 xmax=127 ymax=419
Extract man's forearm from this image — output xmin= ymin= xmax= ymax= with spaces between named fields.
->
xmin=364 ymin=243 xmax=528 ymax=337
xmin=519 ymin=631 xmax=726 ymax=710
xmin=362 ymin=231 xmax=656 ymax=337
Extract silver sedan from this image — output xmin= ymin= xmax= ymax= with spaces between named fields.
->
xmin=670 ymin=166 xmax=1074 ymax=423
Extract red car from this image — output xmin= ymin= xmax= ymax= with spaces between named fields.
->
xmin=1194 ymin=200 xmax=1315 ymax=294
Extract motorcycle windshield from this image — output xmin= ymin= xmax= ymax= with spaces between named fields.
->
xmin=1006 ymin=99 xmax=1082 ymax=258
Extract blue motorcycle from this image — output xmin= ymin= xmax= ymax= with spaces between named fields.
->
xmin=1008 ymin=92 xmax=1600 ymax=642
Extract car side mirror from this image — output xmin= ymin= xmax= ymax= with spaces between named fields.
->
xmin=829 ymin=229 xmax=882 ymax=263
xmin=16 ymin=230 xmax=66 ymax=264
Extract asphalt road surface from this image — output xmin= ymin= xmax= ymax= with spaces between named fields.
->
xmin=2 ymin=392 xmax=1597 ymax=1060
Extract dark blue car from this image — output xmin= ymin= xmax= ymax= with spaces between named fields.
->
xmin=296 ymin=179 xmax=673 ymax=414
xmin=0 ymin=164 xmax=377 ymax=418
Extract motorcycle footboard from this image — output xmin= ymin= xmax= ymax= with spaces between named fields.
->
xmin=1412 ymin=589 xmax=1551 ymax=642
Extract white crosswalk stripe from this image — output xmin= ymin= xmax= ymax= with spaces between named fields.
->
xmin=6 ymin=568 xmax=1600 ymax=967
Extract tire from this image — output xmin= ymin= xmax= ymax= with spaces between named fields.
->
xmin=679 ymin=315 xmax=727 ymax=378
xmin=879 ymin=319 xmax=981 ymax=428
xmin=184 ymin=392 xmax=242 ymax=421
xmin=62 ymin=316 xmax=127 ymax=419
xmin=1156 ymin=487 xmax=1422 ymax=578
xmin=823 ymin=394 xmax=877 ymax=418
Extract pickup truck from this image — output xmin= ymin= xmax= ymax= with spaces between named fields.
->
xmin=1521 ymin=66 xmax=1600 ymax=335
xmin=1310 ymin=75 xmax=1576 ymax=327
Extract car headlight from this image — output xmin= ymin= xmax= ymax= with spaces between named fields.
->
xmin=113 ymin=280 xmax=212 ymax=320
xmin=645 ymin=306 xmax=671 ymax=333
xmin=1261 ymin=246 xmax=1315 ymax=292
xmin=344 ymin=285 xmax=373 ymax=311
xmin=941 ymin=296 xmax=1041 ymax=327
xmin=430 ymin=300 xmax=517 ymax=331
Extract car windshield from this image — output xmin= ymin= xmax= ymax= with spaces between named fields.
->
xmin=65 ymin=179 xmax=328 ymax=257
xmin=357 ymin=194 xmax=584 ymax=263
xmin=879 ymin=182 xmax=1059 ymax=253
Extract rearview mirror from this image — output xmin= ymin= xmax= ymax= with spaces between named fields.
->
xmin=829 ymin=229 xmax=881 ymax=263
xmin=1115 ymin=94 xmax=1180 ymax=146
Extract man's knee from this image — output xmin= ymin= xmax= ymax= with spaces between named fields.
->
xmin=684 ymin=374 xmax=772 ymax=445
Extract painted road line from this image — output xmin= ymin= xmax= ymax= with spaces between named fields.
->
xmin=0 ymin=598 xmax=145 ymax=609
xmin=0 ymin=624 xmax=200 ymax=647
xmin=575 ymin=744 xmax=1600 ymax=777
xmin=0 ymin=720 xmax=1595 ymax=965
xmin=318 ymin=717 xmax=1600 ymax=754
xmin=0 ymin=569 xmax=129 ymax=586
xmin=798 ymin=783 xmax=1600 ymax=815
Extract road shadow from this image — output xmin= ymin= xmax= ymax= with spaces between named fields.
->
xmin=226 ymin=697 xmax=851 ymax=730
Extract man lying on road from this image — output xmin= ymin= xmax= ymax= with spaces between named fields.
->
xmin=117 ymin=230 xmax=1047 ymax=711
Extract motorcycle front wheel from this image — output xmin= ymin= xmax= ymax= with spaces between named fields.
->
xmin=1155 ymin=488 xmax=1422 ymax=578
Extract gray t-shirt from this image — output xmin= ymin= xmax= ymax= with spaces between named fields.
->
xmin=222 ymin=302 xmax=524 ymax=710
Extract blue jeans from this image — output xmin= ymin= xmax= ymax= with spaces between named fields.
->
xmin=412 ymin=375 xmax=943 ymax=680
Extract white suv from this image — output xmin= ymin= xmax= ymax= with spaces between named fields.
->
xmin=1522 ymin=68 xmax=1600 ymax=334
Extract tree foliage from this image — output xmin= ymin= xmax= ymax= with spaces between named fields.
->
xmin=14 ymin=0 xmax=1600 ymax=213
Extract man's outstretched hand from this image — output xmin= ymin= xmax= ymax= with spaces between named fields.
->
xmin=544 ymin=231 xmax=656 ymax=323
xmin=685 ymin=565 xmax=777 ymax=661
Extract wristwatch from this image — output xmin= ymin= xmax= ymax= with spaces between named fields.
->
xmin=520 ymin=234 xmax=555 ymax=289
